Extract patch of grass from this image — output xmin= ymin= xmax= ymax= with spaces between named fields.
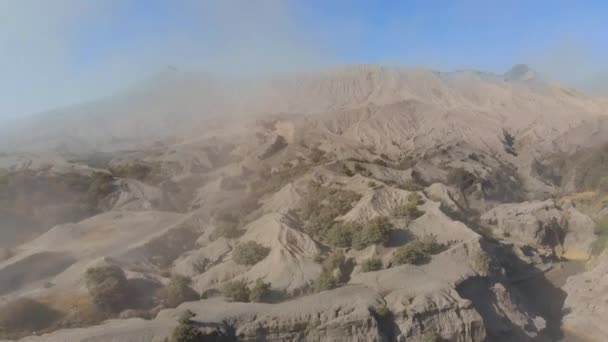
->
xmin=232 ymin=241 xmax=270 ymax=266
xmin=361 ymin=258 xmax=383 ymax=272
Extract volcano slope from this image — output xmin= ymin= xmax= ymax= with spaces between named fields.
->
xmin=1 ymin=65 xmax=608 ymax=342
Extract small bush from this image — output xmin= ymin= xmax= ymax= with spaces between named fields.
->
xmin=407 ymin=192 xmax=425 ymax=205
xmin=250 ymin=279 xmax=271 ymax=303
xmin=170 ymin=310 xmax=203 ymax=342
xmin=393 ymin=235 xmax=442 ymax=265
xmin=324 ymin=222 xmax=355 ymax=248
xmin=371 ymin=304 xmax=392 ymax=319
xmin=0 ymin=298 xmax=61 ymax=336
xmin=300 ymin=183 xmax=362 ymax=240
xmin=223 ymin=280 xmax=250 ymax=302
xmin=85 ymin=264 xmax=129 ymax=313
xmin=232 ymin=241 xmax=270 ymax=266
xmin=353 ymin=216 xmax=392 ymax=250
xmin=394 ymin=201 xmax=424 ymax=220
xmin=361 ymin=258 xmax=383 ymax=272
xmin=394 ymin=192 xmax=425 ymax=220
xmin=157 ymin=275 xmax=199 ymax=308
xmin=421 ymin=331 xmax=444 ymax=342
xmin=315 ymin=270 xmax=337 ymax=292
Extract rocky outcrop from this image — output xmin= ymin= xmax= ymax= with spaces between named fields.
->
xmin=562 ymin=251 xmax=608 ymax=341
xmin=481 ymin=199 xmax=595 ymax=259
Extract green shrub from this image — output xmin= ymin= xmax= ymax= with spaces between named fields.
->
xmin=393 ymin=235 xmax=442 ymax=265
xmin=394 ymin=201 xmax=424 ymax=220
xmin=250 ymin=279 xmax=272 ymax=303
xmin=407 ymin=192 xmax=425 ymax=205
xmin=324 ymin=222 xmax=355 ymax=248
xmin=371 ymin=304 xmax=392 ymax=319
xmin=300 ymin=183 xmax=361 ymax=239
xmin=85 ymin=264 xmax=129 ymax=313
xmin=361 ymin=258 xmax=383 ymax=272
xmin=394 ymin=192 xmax=425 ymax=220
xmin=170 ymin=310 xmax=203 ymax=342
xmin=315 ymin=270 xmax=337 ymax=292
xmin=353 ymin=216 xmax=392 ymax=250
xmin=0 ymin=298 xmax=61 ymax=336
xmin=223 ymin=279 xmax=250 ymax=302
xmin=156 ymin=275 xmax=199 ymax=308
xmin=232 ymin=241 xmax=270 ymax=266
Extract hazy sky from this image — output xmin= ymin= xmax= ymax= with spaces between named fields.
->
xmin=1 ymin=0 xmax=607 ymax=120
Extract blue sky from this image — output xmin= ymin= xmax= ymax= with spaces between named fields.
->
xmin=1 ymin=0 xmax=607 ymax=119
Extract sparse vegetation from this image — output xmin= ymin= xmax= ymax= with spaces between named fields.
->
xmin=502 ymin=129 xmax=517 ymax=156
xmin=324 ymin=222 xmax=356 ymax=248
xmin=232 ymin=241 xmax=270 ymax=266
xmin=394 ymin=192 xmax=425 ymax=220
xmin=85 ymin=264 xmax=129 ymax=313
xmin=361 ymin=258 xmax=383 ymax=272
xmin=393 ymin=235 xmax=442 ymax=265
xmin=421 ymin=331 xmax=444 ymax=342
xmin=250 ymin=279 xmax=272 ymax=303
xmin=314 ymin=270 xmax=338 ymax=292
xmin=0 ymin=298 xmax=61 ymax=338
xmin=370 ymin=304 xmax=392 ymax=319
xmin=156 ymin=275 xmax=199 ymax=308
xmin=353 ymin=216 xmax=392 ymax=250
xmin=170 ymin=310 xmax=203 ymax=342
xmin=591 ymin=217 xmax=608 ymax=255
xmin=300 ymin=182 xmax=362 ymax=241
xmin=223 ymin=279 xmax=251 ymax=302
xmin=210 ymin=211 xmax=245 ymax=240
xmin=110 ymin=161 xmax=154 ymax=182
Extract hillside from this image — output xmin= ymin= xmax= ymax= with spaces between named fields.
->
xmin=1 ymin=65 xmax=608 ymax=342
